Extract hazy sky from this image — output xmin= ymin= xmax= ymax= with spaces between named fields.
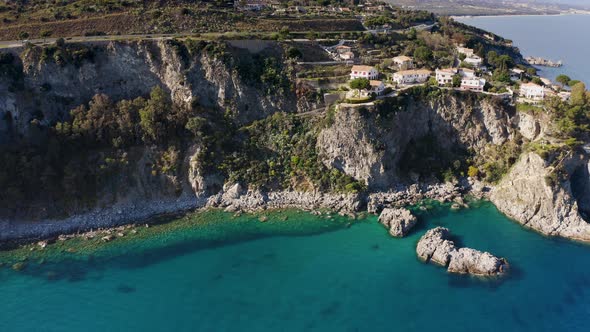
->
xmin=520 ymin=0 xmax=590 ymax=5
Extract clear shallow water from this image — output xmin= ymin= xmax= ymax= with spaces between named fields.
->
xmin=456 ymin=14 xmax=590 ymax=85
xmin=1 ymin=203 xmax=590 ymax=331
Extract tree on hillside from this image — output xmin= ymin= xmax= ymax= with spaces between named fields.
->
xmin=556 ymin=74 xmax=571 ymax=87
xmin=350 ymin=78 xmax=370 ymax=90
xmin=414 ymin=46 xmax=432 ymax=63
xmin=571 ymin=82 xmax=588 ymax=106
xmin=287 ymin=47 xmax=302 ymax=59
xmin=486 ymin=51 xmax=498 ymax=66
xmin=569 ymin=80 xmax=581 ymax=87
xmin=279 ymin=26 xmax=290 ymax=39
xmin=139 ymin=86 xmax=171 ymax=143
xmin=452 ymin=74 xmax=462 ymax=88
xmin=526 ymin=67 xmax=537 ymax=76
xmin=18 ymin=31 xmax=29 ymax=41
xmin=532 ymin=77 xmax=544 ymax=86
xmin=40 ymin=30 xmax=53 ymax=43
xmin=496 ymin=55 xmax=513 ymax=71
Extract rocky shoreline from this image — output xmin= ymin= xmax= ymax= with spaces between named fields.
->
xmin=0 ymin=180 xmax=487 ymax=248
xmin=3 ymin=171 xmax=590 ymax=251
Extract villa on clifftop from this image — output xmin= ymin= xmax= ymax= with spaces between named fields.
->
xmin=435 ymin=68 xmax=476 ymax=86
xmin=350 ymin=65 xmax=379 ymax=80
xmin=392 ymin=69 xmax=431 ymax=85
xmin=520 ymin=82 xmax=545 ymax=101
xmin=461 ymin=78 xmax=486 ymax=92
xmin=392 ymin=55 xmax=414 ymax=70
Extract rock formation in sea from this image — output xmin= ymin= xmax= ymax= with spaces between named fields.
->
xmin=416 ymin=227 xmax=509 ymax=276
xmin=378 ymin=208 xmax=417 ymax=237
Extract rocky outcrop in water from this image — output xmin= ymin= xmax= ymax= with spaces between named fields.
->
xmin=491 ymin=152 xmax=590 ymax=242
xmin=416 ymin=227 xmax=508 ymax=276
xmin=378 ymin=208 xmax=417 ymax=237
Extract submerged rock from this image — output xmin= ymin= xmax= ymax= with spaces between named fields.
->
xmin=11 ymin=262 xmax=26 ymax=271
xmin=416 ymin=227 xmax=508 ymax=276
xmin=378 ymin=208 xmax=417 ymax=237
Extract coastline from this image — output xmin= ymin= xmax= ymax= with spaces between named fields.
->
xmin=451 ymin=12 xmax=590 ymax=19
xmin=0 ymin=180 xmax=486 ymax=249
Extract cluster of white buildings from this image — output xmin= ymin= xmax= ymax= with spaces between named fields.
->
xmin=392 ymin=69 xmax=431 ymax=85
xmin=344 ymin=50 xmax=570 ymax=104
xmin=348 ymin=65 xmax=385 ymax=98
xmin=435 ymin=67 xmax=486 ymax=92
xmin=457 ymin=46 xmax=483 ymax=69
xmin=390 ymin=55 xmax=432 ymax=85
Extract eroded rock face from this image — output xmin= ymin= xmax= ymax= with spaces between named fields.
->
xmin=317 ymin=95 xmax=515 ymax=189
xmin=516 ymin=111 xmax=540 ymax=140
xmin=1 ymin=40 xmax=297 ymax=142
xmin=491 ymin=152 xmax=590 ymax=242
xmin=447 ymin=248 xmax=508 ymax=275
xmin=378 ymin=208 xmax=417 ymax=237
xmin=416 ymin=227 xmax=508 ymax=276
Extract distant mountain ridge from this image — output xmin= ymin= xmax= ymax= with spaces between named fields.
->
xmin=390 ymin=0 xmax=590 ymax=15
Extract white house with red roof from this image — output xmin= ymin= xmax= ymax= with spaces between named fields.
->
xmin=392 ymin=69 xmax=431 ymax=85
xmin=350 ymin=65 xmax=379 ymax=80
xmin=461 ymin=78 xmax=486 ymax=92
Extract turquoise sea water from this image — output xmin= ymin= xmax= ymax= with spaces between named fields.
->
xmin=456 ymin=14 xmax=590 ymax=85
xmin=1 ymin=203 xmax=590 ymax=331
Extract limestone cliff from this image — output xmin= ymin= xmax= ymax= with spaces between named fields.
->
xmin=2 ymin=40 xmax=590 ymax=247
xmin=0 ymin=39 xmax=297 ymax=144
xmin=491 ymin=152 xmax=590 ymax=242
xmin=317 ymin=92 xmax=517 ymax=189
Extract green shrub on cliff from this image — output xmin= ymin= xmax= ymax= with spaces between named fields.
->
xmin=478 ymin=139 xmax=522 ymax=183
xmin=219 ymin=112 xmax=364 ymax=193
xmin=545 ymin=82 xmax=590 ymax=139
xmin=0 ymin=85 xmax=215 ymax=211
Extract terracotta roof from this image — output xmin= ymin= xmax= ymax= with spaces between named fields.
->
xmin=457 ymin=46 xmax=474 ymax=53
xmin=351 ymin=65 xmax=376 ymax=72
xmin=521 ymin=82 xmax=543 ymax=88
xmin=396 ymin=69 xmax=432 ymax=76
xmin=370 ymin=80 xmax=384 ymax=86
xmin=436 ymin=68 xmax=458 ymax=74
xmin=393 ymin=55 xmax=412 ymax=62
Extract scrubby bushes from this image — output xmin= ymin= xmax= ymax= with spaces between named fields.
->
xmin=219 ymin=112 xmax=364 ymax=193
xmin=0 ymin=86 xmax=210 ymax=211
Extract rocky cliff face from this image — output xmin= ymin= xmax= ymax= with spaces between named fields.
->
xmin=317 ymin=92 xmax=517 ymax=189
xmin=0 ymin=40 xmax=297 ymax=143
xmin=0 ymin=39 xmax=301 ymax=221
xmin=491 ymin=152 xmax=590 ymax=242
xmin=3 ymin=40 xmax=590 ymax=247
